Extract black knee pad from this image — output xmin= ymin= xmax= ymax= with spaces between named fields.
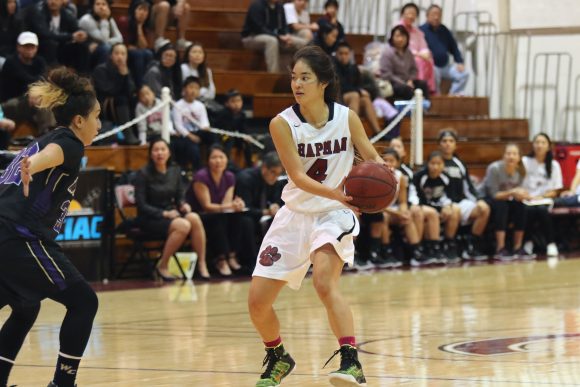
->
xmin=51 ymin=281 xmax=99 ymax=319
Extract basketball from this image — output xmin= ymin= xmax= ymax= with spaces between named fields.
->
xmin=345 ymin=162 xmax=398 ymax=213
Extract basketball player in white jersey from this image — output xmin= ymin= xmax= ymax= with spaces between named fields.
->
xmin=248 ymin=46 xmax=387 ymax=387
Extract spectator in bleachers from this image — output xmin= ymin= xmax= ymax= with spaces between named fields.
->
xmin=483 ymin=143 xmax=535 ymax=260
xmin=215 ymin=89 xmax=253 ymax=168
xmin=0 ymin=0 xmax=23 ymax=69
xmin=333 ymin=41 xmax=382 ymax=135
xmin=284 ymin=0 xmax=318 ymax=46
xmin=555 ymin=159 xmax=580 ymax=207
xmin=241 ymin=0 xmax=303 ymax=73
xmin=171 ymin=76 xmax=213 ymax=171
xmin=0 ymin=32 xmax=54 ymax=136
xmin=180 ymin=42 xmax=217 ymax=105
xmin=28 ymin=0 xmax=90 ymax=74
xmin=380 ymin=25 xmax=429 ymax=101
xmin=413 ymin=150 xmax=460 ymax=263
xmin=310 ymin=21 xmax=339 ymax=56
xmin=134 ymin=138 xmax=209 ymax=280
xmin=126 ymin=0 xmax=154 ymax=89
xmin=522 ymin=132 xmax=562 ymax=257
xmin=234 ymin=151 xmax=285 ymax=270
xmin=79 ymin=0 xmax=123 ymax=68
xmin=380 ymin=148 xmax=425 ymax=267
xmin=420 ymin=4 xmax=468 ymax=95
xmin=92 ymin=42 xmax=139 ymax=144
xmin=186 ymin=144 xmax=246 ymax=277
xmin=390 ymin=137 xmax=439 ymax=256
xmin=397 ymin=2 xmax=435 ymax=94
xmin=438 ymin=129 xmax=490 ymax=260
xmin=135 ymin=84 xmax=173 ymax=144
xmin=131 ymin=0 xmax=191 ymax=51
xmin=143 ymin=43 xmax=181 ymax=99
xmin=317 ymin=0 xmax=344 ymax=44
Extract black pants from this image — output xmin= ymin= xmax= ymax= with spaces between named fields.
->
xmin=491 ymin=199 xmax=527 ymax=231
xmin=525 ymin=204 xmax=554 ymax=245
xmin=200 ymin=212 xmax=245 ymax=262
xmin=171 ymin=136 xmax=201 ymax=171
xmin=392 ymin=79 xmax=430 ymax=100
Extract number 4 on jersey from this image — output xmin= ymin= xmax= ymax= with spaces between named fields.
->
xmin=306 ymin=159 xmax=328 ymax=183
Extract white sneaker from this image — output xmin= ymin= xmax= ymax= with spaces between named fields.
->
xmin=154 ymin=37 xmax=171 ymax=52
xmin=176 ymin=38 xmax=192 ymax=50
xmin=547 ymin=243 xmax=559 ymax=257
xmin=523 ymin=240 xmax=534 ymax=255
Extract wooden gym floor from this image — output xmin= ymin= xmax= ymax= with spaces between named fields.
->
xmin=4 ymin=256 xmax=580 ymax=386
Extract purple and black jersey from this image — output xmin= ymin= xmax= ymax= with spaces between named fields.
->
xmin=0 ymin=127 xmax=84 ymax=241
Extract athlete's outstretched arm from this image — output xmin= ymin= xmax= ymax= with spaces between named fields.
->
xmin=20 ymin=143 xmax=65 ymax=197
xmin=270 ymin=116 xmax=356 ymax=210
xmin=348 ymin=110 xmax=384 ymax=164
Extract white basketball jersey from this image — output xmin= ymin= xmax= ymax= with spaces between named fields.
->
xmin=279 ymin=102 xmax=354 ymax=213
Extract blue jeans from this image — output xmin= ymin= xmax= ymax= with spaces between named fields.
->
xmin=128 ymin=48 xmax=154 ymax=89
xmin=435 ymin=62 xmax=469 ymax=95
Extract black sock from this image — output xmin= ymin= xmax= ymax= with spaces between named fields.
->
xmin=0 ymin=357 xmax=14 ymax=385
xmin=53 ymin=353 xmax=81 ymax=387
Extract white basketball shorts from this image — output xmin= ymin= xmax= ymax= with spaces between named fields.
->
xmin=252 ymin=206 xmax=360 ymax=290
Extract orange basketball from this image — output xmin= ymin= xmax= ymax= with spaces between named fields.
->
xmin=344 ymin=162 xmax=398 ymax=213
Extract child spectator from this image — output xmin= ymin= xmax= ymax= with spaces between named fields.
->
xmin=333 ymin=41 xmax=382 ymax=135
xmin=413 ymin=150 xmax=461 ymax=263
xmin=171 ymin=76 xmax=213 ymax=171
xmin=522 ymin=132 xmax=563 ymax=256
xmin=483 ymin=144 xmax=535 ymax=260
xmin=181 ymin=42 xmax=216 ymax=101
xmin=79 ymin=0 xmax=123 ymax=67
xmin=135 ymin=84 xmax=173 ymax=144
xmin=215 ymin=89 xmax=253 ymax=168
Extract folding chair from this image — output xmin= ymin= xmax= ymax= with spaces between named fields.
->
xmin=114 ymin=184 xmax=186 ymax=280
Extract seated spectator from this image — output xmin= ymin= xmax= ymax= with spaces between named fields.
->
xmin=379 ymin=148 xmax=425 ymax=267
xmin=390 ymin=136 xmax=439 ymax=255
xmin=483 ymin=143 xmax=535 ymax=260
xmin=555 ymin=159 xmax=580 ymax=207
xmin=397 ymin=2 xmax=435 ymax=94
xmin=181 ymin=42 xmax=216 ymax=101
xmin=420 ymin=5 xmax=469 ymax=95
xmin=215 ymin=89 xmax=253 ymax=168
xmin=186 ymin=144 xmax=246 ymax=277
xmin=79 ymin=0 xmax=123 ymax=68
xmin=316 ymin=0 xmax=344 ymax=43
xmin=171 ymin=76 xmax=215 ymax=171
xmin=284 ymin=0 xmax=318 ymax=46
xmin=134 ymin=138 xmax=209 ymax=280
xmin=92 ymin=43 xmax=139 ymax=144
xmin=310 ymin=21 xmax=339 ymax=56
xmin=413 ymin=150 xmax=461 ymax=263
xmin=143 ymin=43 xmax=181 ymax=99
xmin=135 ymin=84 xmax=173 ymax=144
xmin=241 ymin=0 xmax=305 ymax=73
xmin=522 ymin=132 xmax=562 ymax=256
xmin=28 ymin=0 xmax=90 ymax=74
xmin=234 ymin=151 xmax=285 ymax=270
xmin=126 ymin=0 xmax=154 ymax=88
xmin=438 ymin=129 xmax=490 ymax=259
xmin=380 ymin=25 xmax=429 ymax=100
xmin=0 ymin=32 xmax=54 ymax=136
xmin=334 ymin=41 xmax=382 ymax=135
xmin=131 ymin=0 xmax=191 ymax=51
xmin=0 ymin=0 xmax=23 ymax=69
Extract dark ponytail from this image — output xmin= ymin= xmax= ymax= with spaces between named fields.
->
xmin=291 ymin=45 xmax=339 ymax=103
xmin=529 ymin=132 xmax=553 ymax=178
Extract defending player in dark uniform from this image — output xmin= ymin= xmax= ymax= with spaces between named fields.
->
xmin=0 ymin=68 xmax=101 ymax=387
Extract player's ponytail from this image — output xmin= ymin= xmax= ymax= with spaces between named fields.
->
xmin=28 ymin=67 xmax=96 ymax=127
xmin=292 ymin=45 xmax=339 ymax=103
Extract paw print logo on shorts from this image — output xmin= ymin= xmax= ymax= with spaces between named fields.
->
xmin=259 ymin=245 xmax=282 ymax=267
